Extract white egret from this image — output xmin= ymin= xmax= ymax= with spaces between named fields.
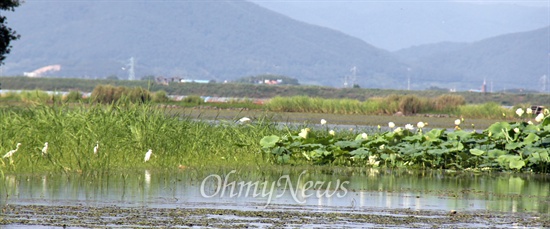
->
xmin=93 ymin=141 xmax=99 ymax=154
xmin=3 ymin=143 xmax=21 ymax=159
xmin=144 ymin=149 xmax=152 ymax=162
xmin=41 ymin=142 xmax=48 ymax=156
xmin=238 ymin=117 xmax=251 ymax=124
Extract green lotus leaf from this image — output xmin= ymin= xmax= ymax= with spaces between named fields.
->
xmin=335 ymin=140 xmax=361 ymax=149
xmin=509 ymin=159 xmax=526 ymax=170
xmin=469 ymin=148 xmax=485 ymax=156
xmin=523 ymin=133 xmax=540 ymax=145
xmin=487 ymin=122 xmax=512 ymax=138
xmin=260 ymin=135 xmax=280 ymax=148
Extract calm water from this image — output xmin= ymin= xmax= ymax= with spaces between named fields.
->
xmin=1 ymin=168 xmax=548 ymax=215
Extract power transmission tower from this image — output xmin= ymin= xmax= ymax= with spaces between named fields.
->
xmin=122 ymin=57 xmax=136 ymax=80
xmin=344 ymin=66 xmax=357 ymax=88
xmin=128 ymin=57 xmax=135 ymax=80
xmin=541 ymin=75 xmax=548 ymax=93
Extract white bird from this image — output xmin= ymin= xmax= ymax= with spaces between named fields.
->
xmin=41 ymin=142 xmax=48 ymax=156
xmin=3 ymin=143 xmax=21 ymax=159
xmin=238 ymin=117 xmax=251 ymax=124
xmin=144 ymin=149 xmax=152 ymax=162
xmin=93 ymin=141 xmax=99 ymax=154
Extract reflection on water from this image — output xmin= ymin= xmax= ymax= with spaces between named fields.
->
xmin=0 ymin=169 xmax=548 ymax=214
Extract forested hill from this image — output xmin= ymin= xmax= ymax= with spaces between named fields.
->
xmin=1 ymin=1 xmax=548 ymax=91
xmin=395 ymin=26 xmax=550 ymax=91
xmin=2 ymin=0 xmax=408 ymax=87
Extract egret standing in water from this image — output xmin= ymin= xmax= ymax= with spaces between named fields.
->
xmin=144 ymin=149 xmax=152 ymax=162
xmin=3 ymin=143 xmax=21 ymax=158
xmin=41 ymin=142 xmax=48 ymax=156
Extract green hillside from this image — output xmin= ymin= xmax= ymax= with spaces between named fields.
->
xmin=1 ymin=1 xmax=548 ymax=91
xmin=395 ymin=26 xmax=550 ymax=91
xmin=3 ymin=0 xmax=408 ymax=88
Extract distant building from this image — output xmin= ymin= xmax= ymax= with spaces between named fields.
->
xmin=180 ymin=79 xmax=211 ymax=84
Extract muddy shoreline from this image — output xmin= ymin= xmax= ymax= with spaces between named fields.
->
xmin=2 ymin=204 xmax=548 ymax=228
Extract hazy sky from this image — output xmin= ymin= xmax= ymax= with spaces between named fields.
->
xmin=451 ymin=0 xmax=549 ymax=7
xmin=251 ymin=0 xmax=549 ymax=8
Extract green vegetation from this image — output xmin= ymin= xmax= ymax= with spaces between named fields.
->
xmin=0 ymin=84 xmax=544 ymax=123
xmin=260 ymin=110 xmax=550 ymax=173
xmin=265 ymin=94 xmax=465 ymax=115
xmin=0 ymin=0 xmax=21 ymax=64
xmin=2 ymin=77 xmax=550 ymax=106
xmin=0 ymin=103 xmax=283 ymax=174
xmin=1 ymin=88 xmax=549 ymax=174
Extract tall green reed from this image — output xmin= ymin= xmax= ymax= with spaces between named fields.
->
xmin=0 ymin=102 xmax=284 ymax=174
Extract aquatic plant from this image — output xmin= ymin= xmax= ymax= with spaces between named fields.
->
xmin=260 ymin=116 xmax=550 ymax=173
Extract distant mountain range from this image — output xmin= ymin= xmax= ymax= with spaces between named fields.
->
xmin=1 ymin=0 xmax=548 ymax=91
xmin=395 ymin=26 xmax=550 ymax=92
xmin=251 ymin=0 xmax=549 ymax=51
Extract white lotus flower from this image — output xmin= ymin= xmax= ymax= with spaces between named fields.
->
xmin=417 ymin=122 xmax=425 ymax=129
xmin=329 ymin=130 xmax=335 ymax=136
xmin=405 ymin=124 xmax=414 ymax=130
xmin=513 ymin=128 xmax=520 ymax=133
xmin=361 ymin=133 xmax=368 ymax=139
xmin=454 ymin=119 xmax=461 ymax=126
xmin=298 ymin=128 xmax=309 ymax=139
xmin=535 ymin=113 xmax=545 ymax=122
xmin=388 ymin=122 xmax=395 ymax=129
xmin=368 ymin=155 xmax=380 ymax=166
xmin=515 ymin=108 xmax=524 ymax=117
xmin=320 ymin=119 xmax=327 ymax=125
xmin=526 ymin=108 xmax=533 ymax=114
xmin=528 ymin=121 xmax=534 ymax=125
xmin=393 ymin=127 xmax=403 ymax=133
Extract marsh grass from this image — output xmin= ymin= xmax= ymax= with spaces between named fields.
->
xmin=0 ymin=102 xmax=287 ymax=174
xmin=266 ymin=94 xmax=468 ymax=116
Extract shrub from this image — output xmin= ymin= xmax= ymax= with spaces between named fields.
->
xmin=63 ymin=90 xmax=83 ymax=103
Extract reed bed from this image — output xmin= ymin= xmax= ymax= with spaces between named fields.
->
xmin=0 ymin=103 xmax=292 ymax=174
xmin=265 ymin=95 xmax=517 ymax=119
